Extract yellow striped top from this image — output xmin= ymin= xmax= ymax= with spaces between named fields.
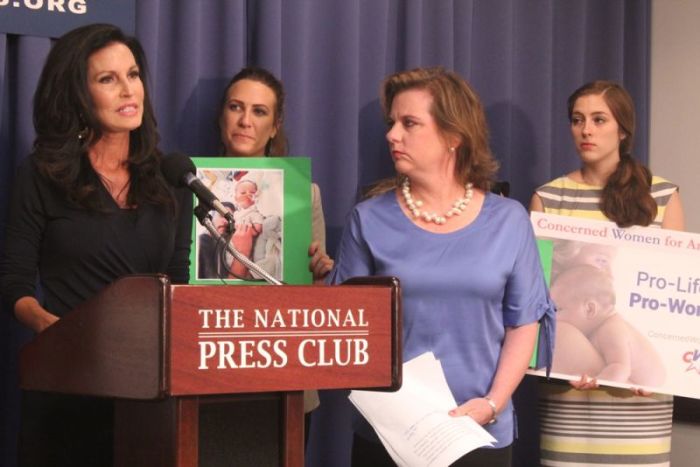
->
xmin=535 ymin=175 xmax=678 ymax=225
xmin=536 ymin=174 xmax=678 ymax=466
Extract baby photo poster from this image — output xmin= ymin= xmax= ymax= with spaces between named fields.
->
xmin=188 ymin=157 xmax=312 ymax=286
xmin=529 ymin=212 xmax=700 ymax=399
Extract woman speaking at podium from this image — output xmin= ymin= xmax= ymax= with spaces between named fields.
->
xmin=0 ymin=24 xmax=192 ymax=466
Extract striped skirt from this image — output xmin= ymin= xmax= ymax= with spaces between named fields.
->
xmin=539 ymin=382 xmax=673 ymax=466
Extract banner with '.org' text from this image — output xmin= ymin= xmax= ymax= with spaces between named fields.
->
xmin=529 ymin=212 xmax=700 ymax=399
xmin=0 ymin=0 xmax=135 ymax=38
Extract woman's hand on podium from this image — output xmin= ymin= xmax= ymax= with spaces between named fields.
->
xmin=14 ymin=296 xmax=59 ymax=333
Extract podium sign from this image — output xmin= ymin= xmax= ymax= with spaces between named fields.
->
xmin=19 ymin=275 xmax=401 ymax=467
xmin=20 ymin=275 xmax=401 ymax=398
xmin=169 ymin=284 xmax=397 ymax=394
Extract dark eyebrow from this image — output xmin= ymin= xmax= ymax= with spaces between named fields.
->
xmin=571 ymin=110 xmax=610 ymax=117
xmin=396 ymin=113 xmax=421 ymax=121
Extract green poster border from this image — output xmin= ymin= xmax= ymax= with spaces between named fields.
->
xmin=537 ymin=238 xmax=554 ymax=286
xmin=530 ymin=238 xmax=554 ymax=368
xmin=188 ymin=156 xmax=312 ymax=285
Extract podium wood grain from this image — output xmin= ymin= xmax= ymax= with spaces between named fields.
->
xmin=20 ymin=275 xmax=400 ymax=467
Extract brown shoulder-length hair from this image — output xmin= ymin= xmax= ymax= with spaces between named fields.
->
xmin=366 ymin=66 xmax=498 ymax=197
xmin=568 ymin=80 xmax=656 ymax=227
xmin=218 ymin=66 xmax=288 ymax=157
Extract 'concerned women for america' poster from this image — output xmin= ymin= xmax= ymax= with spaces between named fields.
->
xmin=529 ymin=212 xmax=700 ymax=399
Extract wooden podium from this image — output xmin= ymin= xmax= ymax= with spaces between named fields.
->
xmin=19 ymin=275 xmax=401 ymax=467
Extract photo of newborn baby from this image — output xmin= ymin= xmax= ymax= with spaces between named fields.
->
xmin=549 ymin=241 xmax=666 ymax=387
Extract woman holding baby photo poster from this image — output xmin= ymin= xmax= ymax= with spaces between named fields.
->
xmin=216 ymin=66 xmax=333 ymax=283
xmin=215 ymin=66 xmax=333 ymax=442
xmin=531 ymin=80 xmax=685 ymax=466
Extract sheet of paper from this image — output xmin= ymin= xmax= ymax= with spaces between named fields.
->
xmin=349 ymin=352 xmax=495 ymax=467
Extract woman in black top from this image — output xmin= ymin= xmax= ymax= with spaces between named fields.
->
xmin=0 ymin=24 xmax=192 ymax=466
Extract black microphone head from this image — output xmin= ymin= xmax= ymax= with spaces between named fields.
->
xmin=162 ymin=152 xmax=197 ymax=187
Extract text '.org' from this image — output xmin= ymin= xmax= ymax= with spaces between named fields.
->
xmin=0 ymin=0 xmax=87 ymax=14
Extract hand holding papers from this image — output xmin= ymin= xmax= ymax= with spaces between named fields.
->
xmin=349 ymin=352 xmax=496 ymax=467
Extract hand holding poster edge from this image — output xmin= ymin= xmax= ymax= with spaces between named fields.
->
xmin=527 ymin=212 xmax=700 ymax=400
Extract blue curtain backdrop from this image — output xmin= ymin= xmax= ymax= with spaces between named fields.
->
xmin=0 ymin=1 xmax=650 ymax=466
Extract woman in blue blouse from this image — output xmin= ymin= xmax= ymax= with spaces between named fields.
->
xmin=329 ymin=67 xmax=554 ymax=466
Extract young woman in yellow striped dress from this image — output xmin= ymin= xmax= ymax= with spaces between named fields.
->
xmin=530 ymin=80 xmax=684 ymax=466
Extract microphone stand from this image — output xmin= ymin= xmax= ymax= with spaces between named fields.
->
xmin=194 ymin=204 xmax=283 ymax=285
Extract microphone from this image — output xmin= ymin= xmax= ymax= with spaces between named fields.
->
xmin=162 ymin=152 xmax=234 ymax=223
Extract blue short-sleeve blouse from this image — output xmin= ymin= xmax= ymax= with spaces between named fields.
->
xmin=330 ymin=190 xmax=554 ymax=447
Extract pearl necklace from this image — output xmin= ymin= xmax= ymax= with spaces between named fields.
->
xmin=401 ymin=178 xmax=474 ymax=225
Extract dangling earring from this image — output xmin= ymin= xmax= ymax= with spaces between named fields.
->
xmin=77 ymin=127 xmax=89 ymax=141
xmin=77 ymin=113 xmax=89 ymax=141
xmin=264 ymin=137 xmax=273 ymax=157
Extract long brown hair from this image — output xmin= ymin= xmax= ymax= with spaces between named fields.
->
xmin=219 ymin=66 xmax=288 ymax=157
xmin=367 ymin=67 xmax=498 ymax=197
xmin=32 ymin=23 xmax=173 ymax=212
xmin=568 ymin=80 xmax=656 ymax=227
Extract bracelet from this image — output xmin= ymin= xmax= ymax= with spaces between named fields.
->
xmin=483 ymin=396 xmax=498 ymax=424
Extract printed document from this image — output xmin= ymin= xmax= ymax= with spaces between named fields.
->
xmin=349 ymin=352 xmax=495 ymax=467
